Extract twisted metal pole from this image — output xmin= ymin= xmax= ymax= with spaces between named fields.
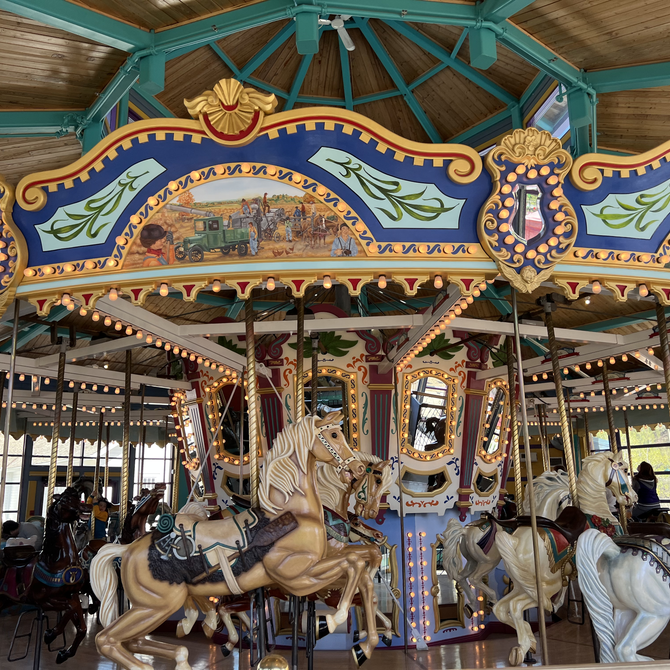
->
xmin=120 ymin=349 xmax=132 ymax=527
xmin=66 ymin=391 xmax=78 ymax=487
xmin=537 ymin=404 xmax=551 ymax=472
xmin=47 ymin=342 xmax=67 ymax=506
xmin=170 ymin=416 xmax=180 ymax=511
xmin=506 ymin=336 xmax=522 ymax=506
xmin=104 ymin=422 xmax=110 ymax=494
xmin=512 ymin=289 xmax=549 ymax=665
xmin=0 ymin=299 xmax=19 ymax=514
xmin=295 ymin=296 xmax=305 ymax=422
xmin=94 ymin=407 xmax=104 ymax=495
xmin=655 ymin=301 xmax=670 ymax=425
xmin=543 ymin=302 xmax=579 ymax=507
xmin=245 ymin=298 xmax=261 ymax=508
xmin=623 ymin=410 xmax=634 ymax=475
xmin=138 ymin=383 xmax=146 ymax=490
xmin=311 ymin=334 xmax=319 ymax=415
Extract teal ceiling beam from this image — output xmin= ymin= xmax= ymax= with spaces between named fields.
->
xmin=0 ymin=0 xmax=151 ymax=51
xmin=0 ymin=306 xmax=69 ymax=353
xmin=296 ymin=96 xmax=347 ymax=107
xmin=238 ymin=22 xmax=297 ymax=81
xmin=211 ymin=44 xmax=241 ymax=76
xmin=567 ymin=86 xmax=592 ymax=156
xmin=355 ymin=18 xmax=442 ymax=143
xmin=479 ymin=0 xmax=537 ymax=23
xmin=0 ymin=111 xmax=83 ymax=136
xmin=353 ymin=90 xmax=402 ymax=105
xmin=451 ymin=28 xmax=469 ymax=59
xmin=449 ymin=107 xmax=512 ymax=143
xmin=587 ymin=62 xmax=670 ymax=93
xmin=248 ymin=79 xmax=289 ymax=99
xmin=117 ymin=92 xmax=130 ymax=128
xmin=339 ymin=39 xmax=354 ymax=110
xmin=285 ymin=54 xmax=314 ymax=110
xmin=576 ymin=308 xmax=670 ymax=333
xmin=482 ymin=285 xmax=512 ymax=315
xmin=387 ymin=21 xmax=517 ymax=105
xmin=409 ymin=62 xmax=449 ymax=91
xmin=511 ymin=104 xmax=522 ymax=129
xmin=131 ymin=86 xmax=175 ymax=118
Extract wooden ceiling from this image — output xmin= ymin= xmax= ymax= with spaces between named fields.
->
xmin=0 ymin=2 xmax=669 ymax=181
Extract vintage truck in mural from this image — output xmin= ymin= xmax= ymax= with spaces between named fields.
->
xmin=174 ymin=215 xmax=251 ymax=260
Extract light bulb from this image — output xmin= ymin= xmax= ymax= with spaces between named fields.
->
xmin=109 ymin=288 xmax=118 ymax=300
xmin=434 ymin=274 xmax=443 ymax=289
xmin=115 ymin=321 xmax=122 ymax=331
xmin=212 ymin=280 xmax=221 ymax=292
xmin=378 ymin=274 xmax=387 ymax=289
xmin=323 ymin=275 xmax=332 ymax=289
xmin=266 ymin=277 xmax=275 ymax=291
xmin=639 ymin=283 xmax=649 ymax=297
xmin=159 ymin=283 xmax=169 ymax=297
xmin=592 ymin=281 xmax=601 ymax=294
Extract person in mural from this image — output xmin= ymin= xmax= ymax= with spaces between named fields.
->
xmin=293 ymin=205 xmax=301 ymax=220
xmin=249 ymin=223 xmax=259 ymax=255
xmin=301 ymin=202 xmax=307 ymax=219
xmin=140 ymin=223 xmax=175 ymax=267
xmin=331 ymin=223 xmax=358 ymax=257
xmin=285 ymin=216 xmax=293 ymax=242
xmin=241 ymin=198 xmax=251 ymax=216
xmin=262 ymin=192 xmax=270 ymax=214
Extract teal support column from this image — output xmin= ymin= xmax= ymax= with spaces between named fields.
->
xmin=511 ymin=104 xmax=522 ymax=129
xmin=138 ymin=53 xmax=166 ymax=96
xmin=339 ymin=39 xmax=353 ymax=110
xmin=567 ymin=86 xmax=591 ymax=156
xmin=296 ymin=13 xmax=319 ymax=55
xmin=81 ymin=122 xmax=103 ymax=155
xmin=469 ymin=27 xmax=497 ymax=69
xmin=117 ymin=92 xmax=129 ymax=128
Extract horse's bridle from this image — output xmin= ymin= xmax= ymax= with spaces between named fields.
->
xmin=316 ymin=423 xmax=358 ymax=474
xmin=606 ymin=458 xmax=630 ymax=496
xmin=354 ymin=466 xmax=384 ymax=503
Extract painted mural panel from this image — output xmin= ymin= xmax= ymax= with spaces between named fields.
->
xmin=123 ymin=176 xmax=363 ymax=269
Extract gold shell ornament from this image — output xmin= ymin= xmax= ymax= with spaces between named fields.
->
xmin=477 ymin=128 xmax=578 ymax=292
xmin=184 ymin=79 xmax=277 ymax=146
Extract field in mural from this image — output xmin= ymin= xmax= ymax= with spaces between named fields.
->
xmin=124 ymin=176 xmax=364 ymax=269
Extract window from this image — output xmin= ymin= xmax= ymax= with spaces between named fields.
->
xmin=620 ymin=424 xmax=670 ymax=502
xmin=528 ymin=85 xmax=570 ymax=139
xmin=133 ymin=442 xmax=175 ymax=506
xmin=1 ymin=434 xmax=26 ymax=522
xmin=207 ymin=219 xmax=220 ymax=231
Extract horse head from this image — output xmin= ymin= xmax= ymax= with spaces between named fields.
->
xmin=313 ymin=412 xmax=366 ymax=479
xmin=50 ymin=487 xmax=88 ymax=525
xmin=581 ymin=450 xmax=636 ymax=509
xmin=352 ymin=459 xmax=393 ymax=520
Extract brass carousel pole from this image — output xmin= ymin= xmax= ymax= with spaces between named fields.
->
xmin=311 ymin=333 xmax=319 ymax=415
xmin=623 ymin=410 xmax=634 ymax=475
xmin=94 ymin=407 xmax=104 ymax=495
xmin=170 ymin=416 xmax=179 ymax=511
xmin=104 ymin=422 xmax=110 ymax=495
xmin=66 ymin=391 xmax=78 ymax=487
xmin=120 ymin=349 xmax=132 ymax=527
xmin=47 ymin=342 xmax=67 ymax=506
xmin=295 ymin=296 xmax=305 ymax=422
xmin=602 ymin=359 xmax=627 ymax=532
xmin=536 ymin=404 xmax=550 ymax=472
xmin=506 ymin=336 xmax=523 ymax=506
xmin=583 ymin=411 xmax=591 ymax=455
xmin=512 ymin=289 xmax=549 ymax=665
xmin=655 ymin=301 xmax=670 ymax=424
xmin=137 ymin=383 xmax=146 ymax=490
xmin=543 ymin=301 xmax=579 ymax=506
xmin=245 ymin=298 xmax=261 ymax=508
xmin=0 ymin=299 xmax=19 ymax=514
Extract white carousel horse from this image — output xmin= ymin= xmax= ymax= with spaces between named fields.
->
xmin=91 ymin=413 xmax=384 ymax=670
xmin=492 ymin=451 xmax=634 ymax=666
xmin=576 ymin=523 xmax=670 ymax=661
xmin=177 ymin=453 xmax=394 ymax=656
xmin=440 ymin=471 xmax=571 ymax=611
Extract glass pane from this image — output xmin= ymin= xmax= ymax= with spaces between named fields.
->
xmin=482 ymin=387 xmax=505 ymax=454
xmin=510 ymin=184 xmax=544 ymax=243
xmin=409 ymin=377 xmax=449 ymax=452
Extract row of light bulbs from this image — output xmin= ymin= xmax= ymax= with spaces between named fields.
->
xmin=30 ymin=419 xmax=164 ymax=427
xmin=396 ymin=280 xmax=488 ymax=370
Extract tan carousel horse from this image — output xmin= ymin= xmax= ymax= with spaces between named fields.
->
xmin=91 ymin=413 xmax=383 ymax=670
xmin=176 ymin=453 xmax=394 ymax=657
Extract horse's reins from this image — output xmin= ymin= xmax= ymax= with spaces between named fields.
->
xmin=316 ymin=423 xmax=357 ymax=474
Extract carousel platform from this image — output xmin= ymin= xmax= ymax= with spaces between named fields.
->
xmin=1 ymin=614 xmax=666 ymax=670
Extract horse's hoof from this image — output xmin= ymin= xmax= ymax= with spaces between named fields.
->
xmin=56 ymin=650 xmax=71 ymax=664
xmin=221 ymin=645 xmax=231 ymax=658
xmin=382 ymin=635 xmax=392 ymax=647
xmin=352 ymin=644 xmax=367 ymax=667
xmin=509 ymin=647 xmax=524 ymax=667
xmin=44 ymin=630 xmax=57 ymax=645
xmin=202 ymin=623 xmax=215 ymax=639
xmin=315 ymin=615 xmax=330 ymax=640
xmin=88 ymin=603 xmax=98 ymax=615
xmin=176 ymin=623 xmax=186 ymax=638
xmin=353 ymin=630 xmax=360 ymax=643
xmin=464 ymin=604 xmax=474 ymax=619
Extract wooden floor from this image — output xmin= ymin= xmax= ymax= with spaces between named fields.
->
xmin=2 ymin=611 xmax=670 ymax=670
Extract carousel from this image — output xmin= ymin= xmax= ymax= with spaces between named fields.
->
xmin=2 ymin=4 xmax=670 ymax=670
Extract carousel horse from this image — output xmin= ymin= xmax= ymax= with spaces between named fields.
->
xmin=491 ymin=451 xmax=634 ymax=666
xmin=0 ymin=487 xmax=91 ymax=663
xmin=176 ymin=454 xmax=393 ymax=656
xmin=91 ymin=413 xmax=384 ymax=670
xmin=440 ymin=470 xmax=571 ymax=613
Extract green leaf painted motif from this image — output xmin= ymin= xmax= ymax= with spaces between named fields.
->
xmin=325 ymin=157 xmax=455 ymax=223
xmin=289 ymin=331 xmax=357 ymax=358
xmin=592 ymin=183 xmax=670 ymax=232
xmin=43 ymin=168 xmax=150 ymax=242
xmin=217 ymin=336 xmax=245 ymax=356
xmin=416 ymin=334 xmax=463 ymax=361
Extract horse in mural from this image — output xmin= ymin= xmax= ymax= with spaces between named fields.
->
xmin=440 ymin=470 xmax=571 ymax=614
xmin=176 ymin=453 xmax=394 ymax=657
xmin=90 ymin=413 xmax=386 ymax=670
xmin=491 ymin=451 xmax=634 ymax=666
xmin=0 ymin=487 xmax=91 ymax=663
xmin=576 ymin=518 xmax=670 ymax=661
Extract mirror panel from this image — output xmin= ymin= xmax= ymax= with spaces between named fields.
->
xmin=510 ymin=183 xmax=545 ymax=243
xmin=357 ymin=542 xmax=399 ymax=637
xmin=431 ymin=537 xmax=464 ymax=632
xmin=400 ymin=466 xmax=452 ymax=498
xmin=477 ymin=380 xmax=509 ymax=464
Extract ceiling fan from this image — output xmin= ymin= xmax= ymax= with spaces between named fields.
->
xmin=318 ymin=15 xmax=355 ymax=52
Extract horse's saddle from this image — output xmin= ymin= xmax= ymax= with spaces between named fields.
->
xmin=486 ymin=506 xmax=588 ymax=546
xmin=0 ymin=553 xmax=37 ymax=601
xmin=629 ymin=521 xmax=670 ymax=540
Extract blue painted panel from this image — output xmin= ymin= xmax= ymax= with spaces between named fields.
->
xmin=12 ymin=122 xmax=493 ymax=267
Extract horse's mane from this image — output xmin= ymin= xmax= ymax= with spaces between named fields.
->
xmin=259 ymin=416 xmax=318 ymax=514
xmin=577 ymin=450 xmax=624 ymax=522
xmin=521 ymin=470 xmax=571 ymax=517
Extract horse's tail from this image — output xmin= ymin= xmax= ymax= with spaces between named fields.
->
xmin=575 ymin=529 xmax=619 ymax=664
xmin=91 ymin=543 xmax=130 ymax=627
xmin=441 ymin=519 xmax=466 ymax=581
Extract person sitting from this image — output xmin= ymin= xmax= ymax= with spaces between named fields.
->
xmin=632 ymin=461 xmax=661 ymax=521
xmin=86 ymin=493 xmax=118 ymax=541
xmin=241 ymin=199 xmax=251 ymax=216
xmin=1 ymin=520 xmax=43 ymax=551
